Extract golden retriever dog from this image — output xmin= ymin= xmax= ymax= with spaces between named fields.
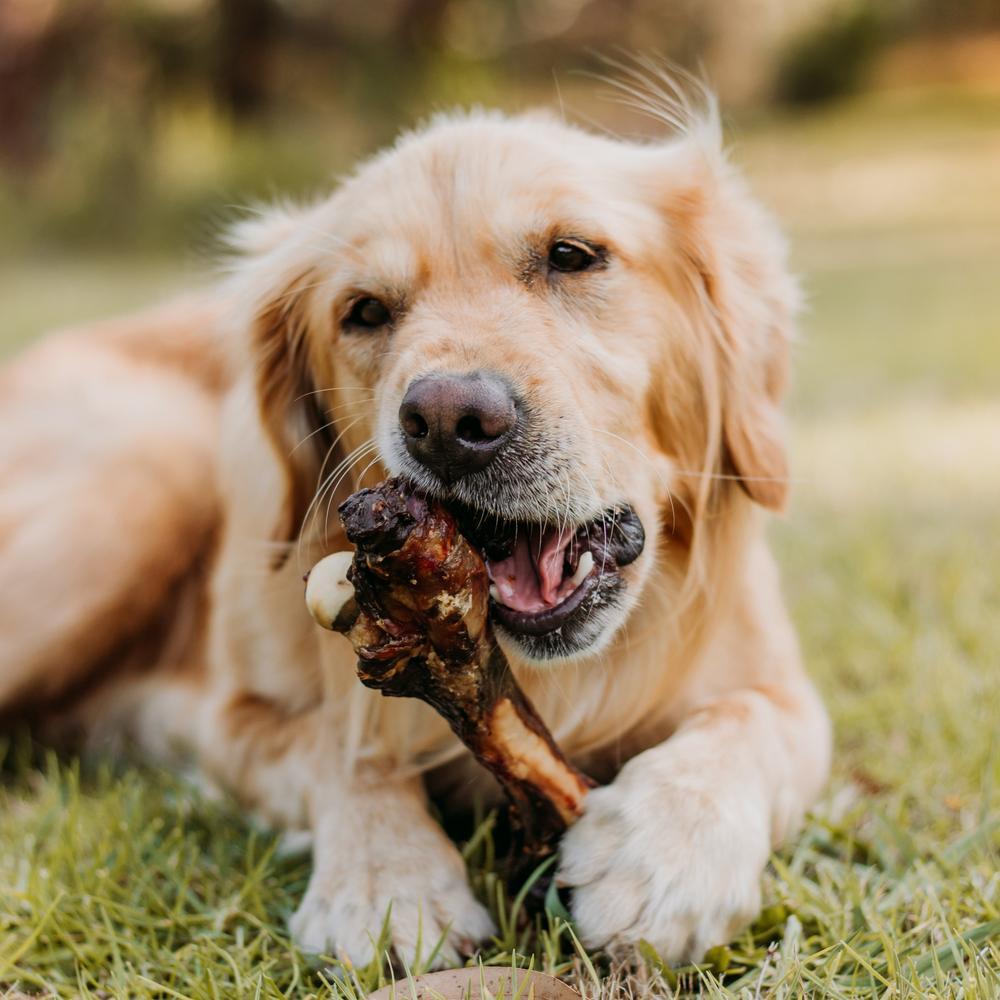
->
xmin=0 ymin=82 xmax=831 ymax=967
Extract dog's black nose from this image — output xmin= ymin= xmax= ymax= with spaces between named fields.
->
xmin=399 ymin=372 xmax=516 ymax=482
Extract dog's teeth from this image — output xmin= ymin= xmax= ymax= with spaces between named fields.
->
xmin=489 ymin=584 xmax=501 ymax=602
xmin=570 ymin=550 xmax=594 ymax=588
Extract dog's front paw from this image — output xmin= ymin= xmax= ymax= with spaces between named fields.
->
xmin=558 ymin=751 xmax=770 ymax=963
xmin=290 ymin=828 xmax=495 ymax=969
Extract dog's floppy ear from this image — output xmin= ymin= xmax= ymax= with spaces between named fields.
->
xmin=228 ymin=205 xmax=343 ymax=562
xmin=664 ymin=141 xmax=797 ymax=511
xmin=251 ymin=273 xmax=336 ymax=556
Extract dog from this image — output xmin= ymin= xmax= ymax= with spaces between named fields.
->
xmin=0 ymin=81 xmax=831 ymax=967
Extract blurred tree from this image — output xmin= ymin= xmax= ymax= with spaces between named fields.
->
xmin=2 ymin=0 xmax=997 ymax=253
xmin=910 ymin=0 xmax=1000 ymax=30
xmin=775 ymin=3 xmax=885 ymax=105
xmin=215 ymin=0 xmax=282 ymax=119
xmin=0 ymin=0 xmax=97 ymax=167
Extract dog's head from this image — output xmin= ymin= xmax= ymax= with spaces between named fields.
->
xmin=232 ymin=98 xmax=796 ymax=665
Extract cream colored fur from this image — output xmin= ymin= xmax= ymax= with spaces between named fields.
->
xmin=0 ymin=87 xmax=830 ymax=968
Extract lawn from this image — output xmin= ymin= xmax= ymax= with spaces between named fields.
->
xmin=2 ymin=88 xmax=999 ymax=998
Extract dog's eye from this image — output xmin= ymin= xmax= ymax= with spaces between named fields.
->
xmin=548 ymin=240 xmax=597 ymax=273
xmin=346 ymin=297 xmax=390 ymax=329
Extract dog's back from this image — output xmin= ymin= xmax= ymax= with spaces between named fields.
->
xmin=0 ymin=296 xmax=229 ymax=731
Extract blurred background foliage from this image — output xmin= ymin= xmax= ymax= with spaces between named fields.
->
xmin=2 ymin=4 xmax=1000 ymax=994
xmin=1 ymin=0 xmax=999 ymax=256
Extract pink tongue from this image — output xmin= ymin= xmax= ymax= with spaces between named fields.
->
xmin=487 ymin=527 xmax=572 ymax=613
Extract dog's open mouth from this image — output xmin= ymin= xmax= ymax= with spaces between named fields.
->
xmin=452 ymin=505 xmax=646 ymax=640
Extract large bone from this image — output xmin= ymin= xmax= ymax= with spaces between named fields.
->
xmin=305 ymin=477 xmax=593 ymax=868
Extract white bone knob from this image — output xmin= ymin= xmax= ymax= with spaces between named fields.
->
xmin=305 ymin=551 xmax=355 ymax=630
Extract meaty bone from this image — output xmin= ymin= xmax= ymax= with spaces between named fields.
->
xmin=305 ymin=477 xmax=593 ymax=868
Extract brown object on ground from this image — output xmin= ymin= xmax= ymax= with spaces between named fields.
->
xmin=310 ymin=476 xmax=593 ymax=870
xmin=365 ymin=967 xmax=581 ymax=1000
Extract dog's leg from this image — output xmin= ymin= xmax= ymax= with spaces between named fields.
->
xmin=557 ymin=669 xmax=830 ymax=962
xmin=289 ymin=764 xmax=497 ymax=968
xmin=192 ymin=688 xmax=495 ymax=967
xmin=63 ymin=642 xmax=493 ymax=968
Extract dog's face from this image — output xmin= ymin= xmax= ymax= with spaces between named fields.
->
xmin=241 ymin=110 xmax=796 ymax=664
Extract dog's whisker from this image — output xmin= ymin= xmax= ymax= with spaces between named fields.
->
xmin=309 ymin=418 xmax=362 ymax=513
xmin=590 ymin=427 xmax=798 ymax=493
xmin=297 ymin=437 xmax=377 ymax=565
xmin=289 ymin=412 xmax=367 ymax=457
xmin=308 ymin=444 xmax=377 ymax=558
xmin=557 ymin=467 xmax=572 ymax=542
xmin=290 ymin=418 xmax=339 ymax=457
xmin=312 ymin=439 xmax=376 ymax=518
xmin=322 ymin=443 xmax=381 ymax=539
xmin=292 ymin=387 xmax=377 ymax=403
xmin=354 ymin=454 xmax=384 ymax=491
xmin=590 ymin=428 xmax=680 ymax=531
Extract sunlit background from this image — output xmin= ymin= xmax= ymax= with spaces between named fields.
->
xmin=1 ymin=1 xmax=998 ymax=993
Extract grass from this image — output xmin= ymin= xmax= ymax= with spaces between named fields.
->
xmin=2 ymin=88 xmax=999 ymax=997
xmin=0 ymin=255 xmax=208 ymax=363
